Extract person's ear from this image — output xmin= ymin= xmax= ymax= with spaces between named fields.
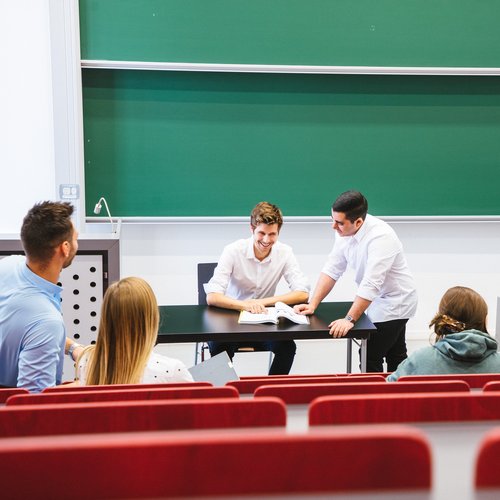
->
xmin=61 ymin=240 xmax=70 ymax=258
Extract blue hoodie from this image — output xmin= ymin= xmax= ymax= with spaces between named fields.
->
xmin=387 ymin=330 xmax=500 ymax=381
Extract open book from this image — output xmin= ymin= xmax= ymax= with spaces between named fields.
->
xmin=238 ymin=301 xmax=310 ymax=325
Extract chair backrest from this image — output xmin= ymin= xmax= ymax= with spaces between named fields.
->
xmin=482 ymin=381 xmax=500 ymax=392
xmin=6 ymin=386 xmax=239 ymax=406
xmin=398 ymin=373 xmax=500 ymax=389
xmin=198 ymin=262 xmax=217 ymax=305
xmin=0 ymin=388 xmax=29 ymax=404
xmin=309 ymin=392 xmax=500 ymax=425
xmin=239 ymin=373 xmax=339 ymax=379
xmin=42 ymin=381 xmax=211 ymax=393
xmin=0 ymin=426 xmax=431 ymax=499
xmin=476 ymin=428 xmax=500 ymax=489
xmin=0 ymin=397 xmax=286 ymax=437
xmin=254 ymin=380 xmax=470 ymax=404
xmin=228 ymin=374 xmax=386 ymax=394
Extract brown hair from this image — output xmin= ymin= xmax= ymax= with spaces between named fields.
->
xmin=429 ymin=286 xmax=488 ymax=339
xmin=20 ymin=201 xmax=74 ymax=263
xmin=250 ymin=202 xmax=283 ymax=230
xmin=79 ymin=277 xmax=159 ymax=385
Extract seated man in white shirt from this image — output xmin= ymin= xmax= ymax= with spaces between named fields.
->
xmin=204 ymin=202 xmax=310 ymax=375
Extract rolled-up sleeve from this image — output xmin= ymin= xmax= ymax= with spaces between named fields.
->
xmin=203 ymin=247 xmax=233 ymax=295
xmin=321 ymin=244 xmax=348 ymax=281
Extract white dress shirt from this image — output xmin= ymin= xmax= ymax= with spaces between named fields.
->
xmin=322 ymin=214 xmax=417 ymax=323
xmin=77 ymin=351 xmax=194 ymax=384
xmin=204 ymin=237 xmax=310 ymax=300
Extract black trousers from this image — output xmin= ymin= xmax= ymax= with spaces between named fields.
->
xmin=208 ymin=340 xmax=296 ymax=375
xmin=363 ymin=318 xmax=409 ymax=373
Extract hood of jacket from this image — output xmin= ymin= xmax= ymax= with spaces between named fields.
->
xmin=434 ymin=329 xmax=498 ymax=363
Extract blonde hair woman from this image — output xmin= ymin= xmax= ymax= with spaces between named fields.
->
xmin=76 ymin=277 xmax=193 ymax=385
xmin=388 ymin=286 xmax=500 ymax=381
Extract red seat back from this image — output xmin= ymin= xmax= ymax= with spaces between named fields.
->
xmin=482 ymin=381 xmax=500 ymax=392
xmin=0 ymin=397 xmax=285 ymax=437
xmin=0 ymin=388 xmax=29 ymax=404
xmin=398 ymin=373 xmax=500 ymax=389
xmin=228 ymin=375 xmax=386 ymax=394
xmin=239 ymin=373 xmax=337 ymax=379
xmin=255 ymin=380 xmax=469 ymax=404
xmin=476 ymin=428 xmax=500 ymax=488
xmin=7 ymin=386 xmax=238 ymax=405
xmin=309 ymin=392 xmax=500 ymax=425
xmin=42 ymin=381 xmax=211 ymax=393
xmin=0 ymin=426 xmax=431 ymax=499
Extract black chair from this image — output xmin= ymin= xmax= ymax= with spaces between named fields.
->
xmin=195 ymin=263 xmax=217 ymax=364
xmin=197 ymin=262 xmax=217 ymax=307
xmin=196 ymin=263 xmax=272 ymax=369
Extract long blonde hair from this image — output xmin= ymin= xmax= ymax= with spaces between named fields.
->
xmin=429 ymin=286 xmax=488 ymax=341
xmin=78 ymin=277 xmax=159 ymax=385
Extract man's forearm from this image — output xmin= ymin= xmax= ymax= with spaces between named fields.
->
xmin=206 ymin=292 xmax=246 ymax=311
xmin=260 ymin=290 xmax=309 ymax=307
xmin=346 ymin=296 xmax=372 ymax=322
xmin=309 ymin=273 xmax=336 ymax=309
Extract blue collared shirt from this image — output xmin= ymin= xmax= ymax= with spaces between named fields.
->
xmin=0 ymin=255 xmax=66 ymax=392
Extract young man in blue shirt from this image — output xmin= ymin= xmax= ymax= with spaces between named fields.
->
xmin=0 ymin=201 xmax=82 ymax=391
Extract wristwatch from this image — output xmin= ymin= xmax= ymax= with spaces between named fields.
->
xmin=67 ymin=342 xmax=82 ymax=360
xmin=345 ymin=314 xmax=356 ymax=324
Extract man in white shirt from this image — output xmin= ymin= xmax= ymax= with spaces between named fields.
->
xmin=295 ymin=191 xmax=417 ymax=372
xmin=204 ymin=202 xmax=310 ymax=374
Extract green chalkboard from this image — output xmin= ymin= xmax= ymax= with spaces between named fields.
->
xmin=83 ymin=70 xmax=500 ymax=217
xmin=79 ymin=0 xmax=500 ymax=68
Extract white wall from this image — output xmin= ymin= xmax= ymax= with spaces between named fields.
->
xmin=2 ymin=0 xmax=499 ymax=376
xmin=0 ymin=0 xmax=56 ymax=232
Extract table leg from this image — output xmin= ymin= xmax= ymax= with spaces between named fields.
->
xmin=346 ymin=338 xmax=352 ymax=373
xmin=360 ymin=339 xmax=367 ymax=372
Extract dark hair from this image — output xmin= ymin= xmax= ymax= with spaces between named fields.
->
xmin=21 ymin=201 xmax=74 ymax=263
xmin=332 ymin=191 xmax=368 ymax=222
xmin=250 ymin=202 xmax=283 ymax=230
xmin=429 ymin=286 xmax=488 ymax=337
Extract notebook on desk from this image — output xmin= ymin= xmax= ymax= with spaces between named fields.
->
xmin=189 ymin=351 xmax=239 ymax=386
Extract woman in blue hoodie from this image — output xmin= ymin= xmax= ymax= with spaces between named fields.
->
xmin=388 ymin=286 xmax=500 ymax=381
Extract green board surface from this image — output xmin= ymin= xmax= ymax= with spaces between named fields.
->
xmin=79 ymin=0 xmax=500 ymax=67
xmin=83 ymin=70 xmax=500 ymax=217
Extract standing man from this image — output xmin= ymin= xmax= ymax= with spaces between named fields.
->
xmin=0 ymin=201 xmax=83 ymax=391
xmin=204 ymin=201 xmax=310 ymax=374
xmin=295 ymin=191 xmax=417 ymax=372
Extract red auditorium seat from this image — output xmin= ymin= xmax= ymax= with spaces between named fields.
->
xmin=0 ymin=426 xmax=431 ymax=499
xmin=310 ymin=392 xmax=500 ymax=425
xmin=0 ymin=397 xmax=286 ymax=437
xmin=254 ymin=380 xmax=469 ymax=404
xmin=6 ymin=385 xmax=238 ymax=405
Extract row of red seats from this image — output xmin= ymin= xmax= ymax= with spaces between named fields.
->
xmin=0 ymin=379 xmax=473 ymax=406
xmin=3 ymin=374 xmax=500 ymax=498
xmin=4 ymin=380 xmax=500 ymax=437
